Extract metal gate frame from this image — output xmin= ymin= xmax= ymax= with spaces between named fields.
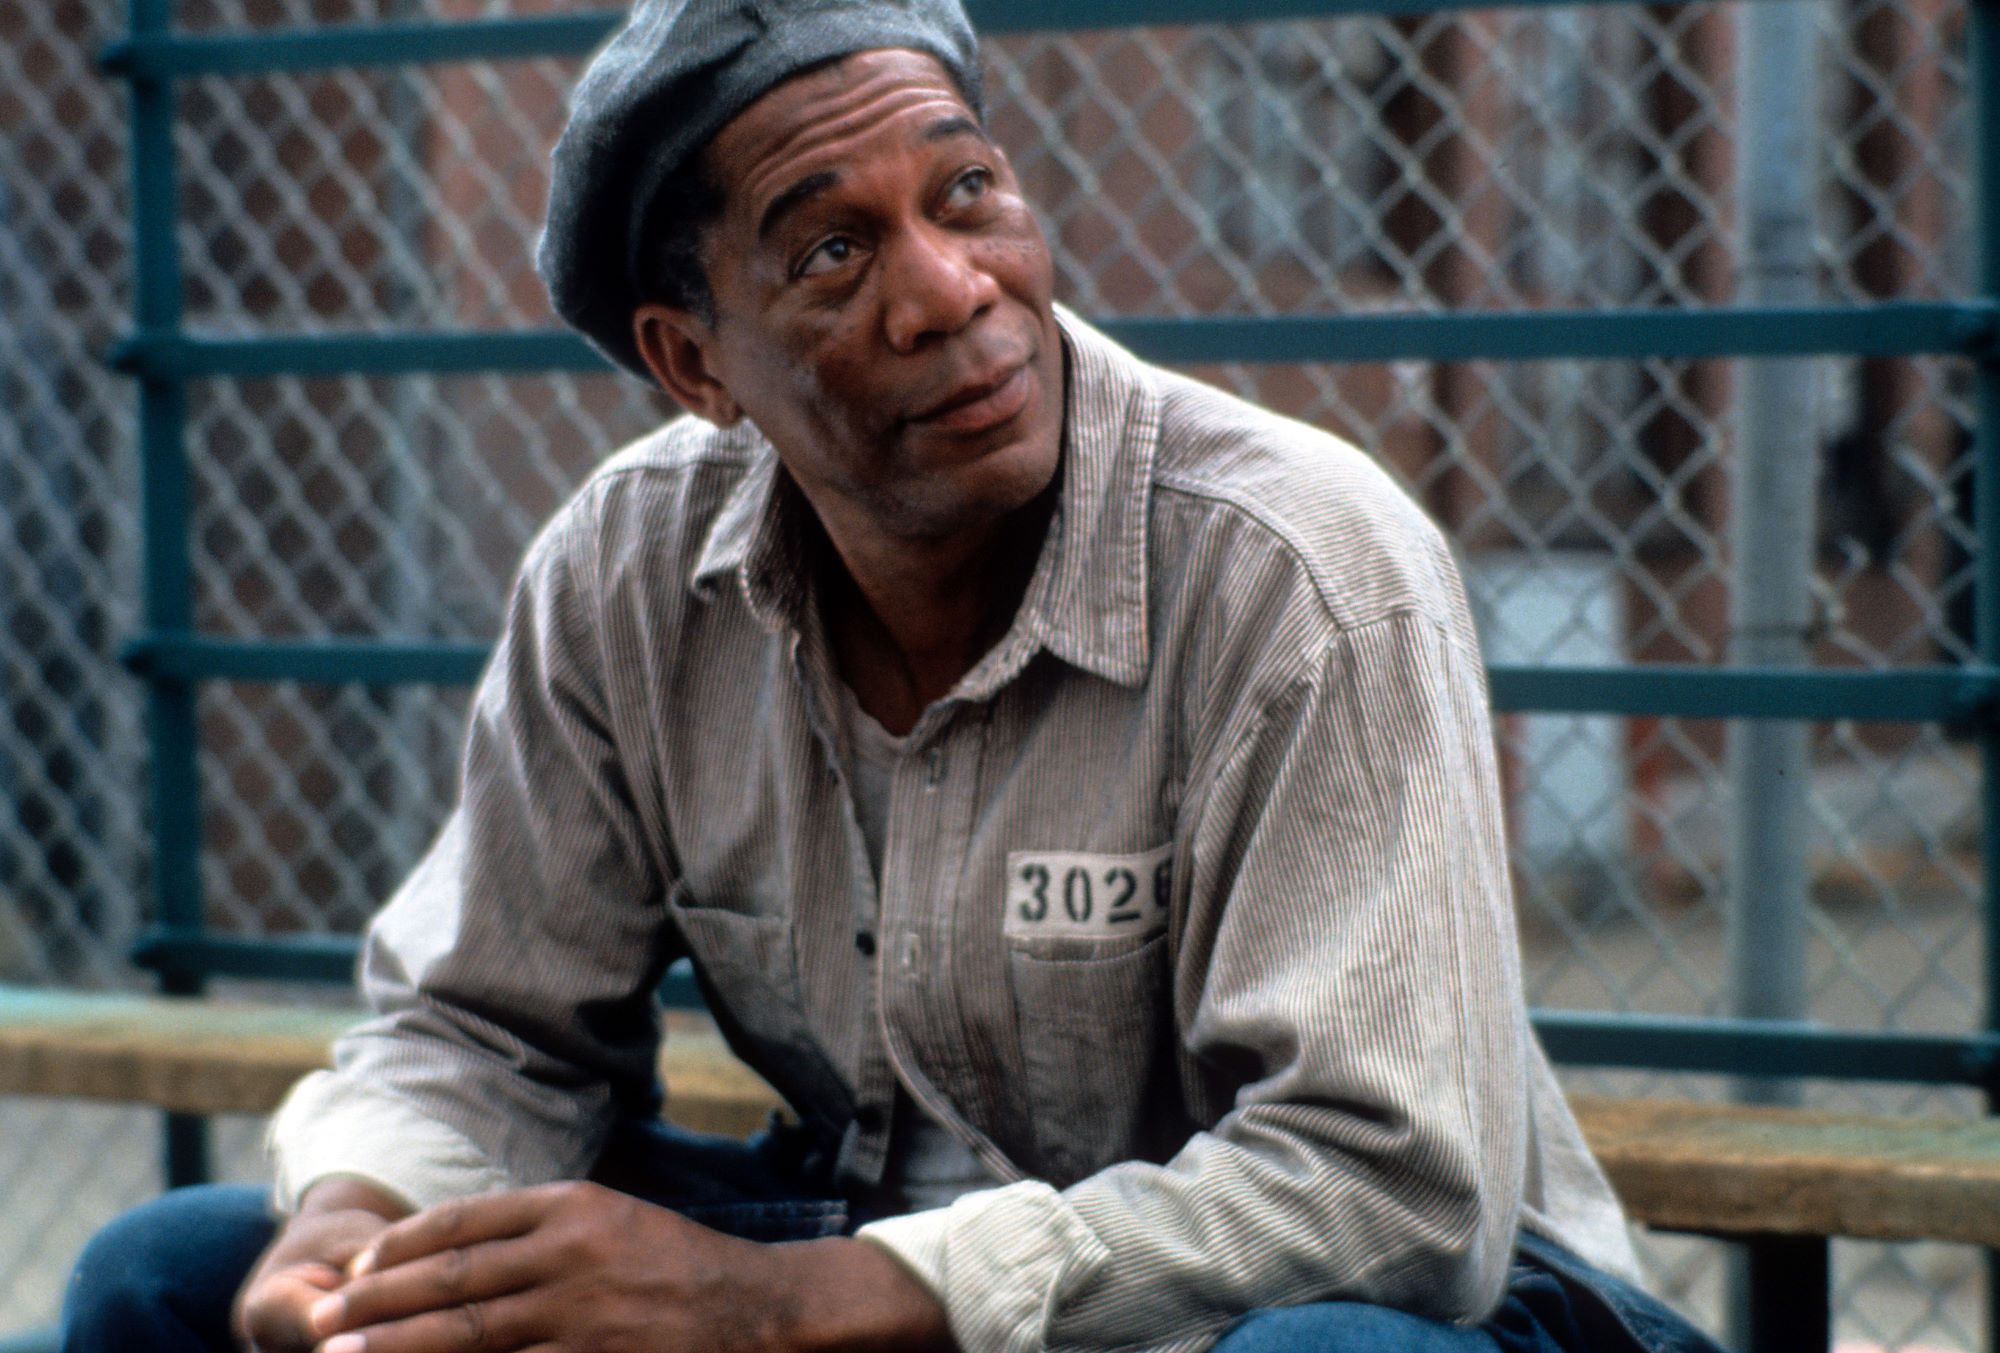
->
xmin=97 ymin=1 xmax=2000 ymax=1347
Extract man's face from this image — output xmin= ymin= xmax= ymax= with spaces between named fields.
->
xmin=637 ymin=49 xmax=1065 ymax=546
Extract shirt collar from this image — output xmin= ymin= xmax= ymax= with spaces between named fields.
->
xmin=688 ymin=304 xmax=1160 ymax=689
xmin=689 ymin=426 xmax=813 ymax=635
xmin=1013 ymin=305 xmax=1158 ymax=688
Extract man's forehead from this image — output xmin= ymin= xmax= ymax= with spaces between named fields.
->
xmin=706 ymin=49 xmax=979 ymax=213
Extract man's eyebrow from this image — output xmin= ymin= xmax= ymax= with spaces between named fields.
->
xmin=757 ymin=169 xmax=839 ymax=242
xmin=754 ymin=117 xmax=989 ymax=242
xmin=923 ymin=115 xmax=987 ymax=145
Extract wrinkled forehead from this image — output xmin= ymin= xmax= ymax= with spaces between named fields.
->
xmin=703 ymin=49 xmax=981 ymax=215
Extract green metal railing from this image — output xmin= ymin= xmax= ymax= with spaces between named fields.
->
xmin=102 ymin=0 xmax=2000 ymax=1347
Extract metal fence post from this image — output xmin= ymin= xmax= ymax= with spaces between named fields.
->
xmin=1727 ymin=0 xmax=1821 ymax=1072
xmin=1972 ymin=0 xmax=2000 ymax=1346
xmin=1726 ymin=0 xmax=1823 ymax=1342
xmin=126 ymin=0 xmax=209 ymax=1188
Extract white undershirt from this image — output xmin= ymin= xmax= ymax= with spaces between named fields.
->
xmin=839 ymin=682 xmax=994 ymax=1214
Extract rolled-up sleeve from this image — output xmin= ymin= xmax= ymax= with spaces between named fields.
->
xmin=269 ymin=491 xmax=675 ymax=1212
xmin=861 ymin=604 xmax=1527 ymax=1352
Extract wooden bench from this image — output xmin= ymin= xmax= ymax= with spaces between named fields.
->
xmin=0 ymin=984 xmax=779 ymax=1137
xmin=10 ymin=983 xmax=2000 ymax=1350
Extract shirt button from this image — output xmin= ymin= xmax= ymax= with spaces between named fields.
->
xmin=854 ymin=930 xmax=877 ymax=956
xmin=855 ymin=1105 xmax=886 ymax=1133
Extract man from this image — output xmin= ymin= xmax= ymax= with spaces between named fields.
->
xmin=63 ymin=2 xmax=1723 ymax=1350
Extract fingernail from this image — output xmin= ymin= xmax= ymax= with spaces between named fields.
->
xmin=309 ymin=1293 xmax=344 ymax=1331
xmin=349 ymin=1248 xmax=377 ymax=1278
xmin=323 ymin=1335 xmax=364 ymax=1353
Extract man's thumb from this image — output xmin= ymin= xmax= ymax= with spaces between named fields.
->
xmin=239 ymin=1263 xmax=343 ymax=1352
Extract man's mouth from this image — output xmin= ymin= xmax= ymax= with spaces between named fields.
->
xmin=910 ymin=361 xmax=1033 ymax=433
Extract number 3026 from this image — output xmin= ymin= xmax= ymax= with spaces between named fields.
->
xmin=1016 ymin=858 xmax=1171 ymax=926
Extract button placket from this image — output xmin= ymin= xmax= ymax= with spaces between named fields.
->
xmin=876 ymin=710 xmax=1023 ymax=1185
xmin=855 ymin=717 xmax=938 ymax=1187
xmin=877 ymin=720 xmax=945 ymax=1097
xmin=877 ymin=728 xmax=925 ymax=1003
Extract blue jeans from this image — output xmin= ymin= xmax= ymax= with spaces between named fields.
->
xmin=64 ymin=1123 xmax=1721 ymax=1353
xmin=1212 ymin=1234 xmax=1728 ymax=1353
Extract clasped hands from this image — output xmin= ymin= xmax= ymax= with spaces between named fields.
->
xmin=233 ymin=1178 xmax=952 ymax=1353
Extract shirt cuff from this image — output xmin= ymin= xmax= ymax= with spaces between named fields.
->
xmin=855 ymin=1180 xmax=1113 ymax=1353
xmin=268 ymin=1069 xmax=513 ymax=1214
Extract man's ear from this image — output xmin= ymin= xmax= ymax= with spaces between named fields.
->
xmin=633 ymin=303 xmax=742 ymax=426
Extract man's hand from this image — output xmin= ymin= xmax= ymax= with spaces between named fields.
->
xmin=305 ymin=1180 xmax=953 ymax=1353
xmin=233 ymin=1177 xmax=409 ymax=1352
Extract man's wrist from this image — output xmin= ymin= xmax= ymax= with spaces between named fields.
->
xmin=294 ymin=1175 xmax=410 ymax=1223
xmin=775 ymin=1235 xmax=955 ymax=1353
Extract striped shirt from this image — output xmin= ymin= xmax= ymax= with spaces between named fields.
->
xmin=270 ymin=309 xmax=1637 ymax=1353
xmin=838 ymin=676 xmax=999 ymax=1216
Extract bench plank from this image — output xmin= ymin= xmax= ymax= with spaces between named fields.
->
xmin=1570 ymin=1094 xmax=2000 ymax=1247
xmin=0 ymin=986 xmax=357 ymax=1115
xmin=0 ymin=986 xmax=778 ymax=1134
xmin=11 ymin=987 xmax=2000 ymax=1246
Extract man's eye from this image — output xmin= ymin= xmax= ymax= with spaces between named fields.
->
xmin=797 ymin=236 xmax=857 ymax=278
xmin=943 ymin=168 xmax=992 ymax=209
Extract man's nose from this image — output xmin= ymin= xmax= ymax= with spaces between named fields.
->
xmin=882 ymin=224 xmax=999 ymax=352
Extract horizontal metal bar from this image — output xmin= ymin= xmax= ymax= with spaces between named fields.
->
xmin=1533 ymin=1010 xmax=2000 ymax=1087
xmin=1107 ymin=304 xmax=2000 ymax=364
xmin=133 ymin=931 xmax=359 ymax=984
xmin=120 ymin=635 xmax=2000 ymax=725
xmin=106 ymin=330 xmax=605 ymax=379
xmin=134 ymin=931 xmax=705 ymax=1008
xmin=1488 ymin=664 xmax=2000 ymax=722
xmin=122 ymin=634 xmax=490 ymax=685
xmin=98 ymin=0 xmax=1821 ymax=79
xmin=106 ymin=305 xmax=2000 ymax=380
xmin=101 ymin=14 xmax=620 ymax=76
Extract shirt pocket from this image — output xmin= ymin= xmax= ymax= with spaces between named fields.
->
xmin=665 ymin=888 xmax=825 ymax=1113
xmin=1007 ymin=932 xmax=1177 ymax=1185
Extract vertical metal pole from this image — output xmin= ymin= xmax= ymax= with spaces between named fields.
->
xmin=1727 ymin=2 xmax=1820 ymax=1091
xmin=1726 ymin=0 xmax=1822 ymax=1346
xmin=381 ymin=0 xmax=436 ymax=874
xmin=1970 ymin=1 xmax=2000 ymax=1347
xmin=128 ymin=0 xmax=210 ymax=1187
xmin=1744 ymin=1237 xmax=1832 ymax=1353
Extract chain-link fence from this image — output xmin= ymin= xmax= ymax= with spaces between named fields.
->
xmin=0 ymin=0 xmax=1987 ymax=1342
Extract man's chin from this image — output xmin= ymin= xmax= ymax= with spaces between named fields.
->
xmin=881 ymin=434 xmax=1062 ymax=542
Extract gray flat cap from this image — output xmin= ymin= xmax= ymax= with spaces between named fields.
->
xmin=538 ymin=0 xmax=983 ymax=379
